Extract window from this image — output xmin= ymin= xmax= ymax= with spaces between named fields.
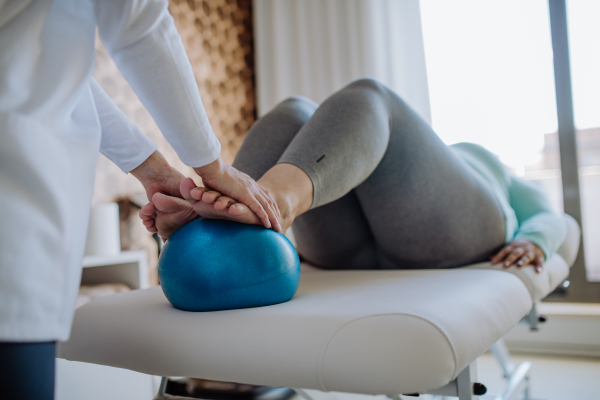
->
xmin=567 ymin=0 xmax=600 ymax=281
xmin=421 ymin=0 xmax=600 ymax=284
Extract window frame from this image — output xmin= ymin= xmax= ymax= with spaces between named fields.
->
xmin=548 ymin=0 xmax=600 ymax=302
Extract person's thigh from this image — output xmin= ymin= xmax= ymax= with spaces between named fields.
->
xmin=353 ymin=86 xmax=506 ymax=269
xmin=292 ymin=191 xmax=378 ymax=269
xmin=0 ymin=341 xmax=56 ymax=400
xmin=233 ymin=95 xmax=378 ymax=269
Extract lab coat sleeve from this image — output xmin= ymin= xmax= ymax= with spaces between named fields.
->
xmin=508 ymin=176 xmax=567 ymax=260
xmin=92 ymin=0 xmax=221 ymax=168
xmin=90 ymin=78 xmax=158 ymax=174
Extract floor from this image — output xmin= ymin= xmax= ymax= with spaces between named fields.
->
xmin=474 ymin=353 xmax=600 ymax=400
xmin=295 ymin=353 xmax=600 ymax=400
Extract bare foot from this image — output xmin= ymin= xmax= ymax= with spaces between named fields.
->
xmin=139 ymin=194 xmax=198 ymax=239
xmin=180 ymin=164 xmax=313 ymax=234
xmin=256 ymin=164 xmax=313 ymax=233
xmin=180 ymin=178 xmax=262 ymax=226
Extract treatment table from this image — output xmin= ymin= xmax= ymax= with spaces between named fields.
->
xmin=58 ymin=215 xmax=580 ymax=400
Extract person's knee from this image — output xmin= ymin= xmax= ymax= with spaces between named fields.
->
xmin=345 ymin=78 xmax=389 ymax=96
xmin=277 ymin=96 xmax=318 ymax=124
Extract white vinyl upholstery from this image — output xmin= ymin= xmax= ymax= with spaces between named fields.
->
xmin=58 ymin=214 xmax=579 ymax=395
xmin=59 ymin=268 xmax=531 ymax=395
xmin=556 ymin=214 xmax=581 ymax=267
xmin=465 ymin=214 xmax=580 ymax=302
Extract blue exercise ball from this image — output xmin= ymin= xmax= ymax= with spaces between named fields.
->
xmin=158 ymin=218 xmax=301 ymax=311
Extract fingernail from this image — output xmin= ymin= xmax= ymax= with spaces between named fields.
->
xmin=517 ymin=261 xmax=523 ymax=266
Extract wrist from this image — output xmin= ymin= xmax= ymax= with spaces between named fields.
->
xmin=131 ymin=151 xmax=171 ymax=185
xmin=193 ymin=156 xmax=226 ymax=180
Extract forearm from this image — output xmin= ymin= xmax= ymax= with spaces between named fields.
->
xmin=514 ymin=212 xmax=567 ymax=260
xmin=94 ymin=0 xmax=220 ymax=168
xmin=91 ymin=78 xmax=158 ymax=173
xmin=509 ymin=177 xmax=567 ymax=260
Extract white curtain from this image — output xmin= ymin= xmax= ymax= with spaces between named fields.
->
xmin=253 ymin=0 xmax=431 ymax=123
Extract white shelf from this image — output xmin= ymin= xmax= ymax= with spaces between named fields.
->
xmin=80 ymin=250 xmax=149 ymax=290
xmin=83 ymin=250 xmax=147 ymax=268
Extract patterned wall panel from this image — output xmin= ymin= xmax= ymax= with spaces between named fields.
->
xmin=171 ymin=0 xmax=257 ymax=163
xmin=91 ymin=0 xmax=256 ymax=285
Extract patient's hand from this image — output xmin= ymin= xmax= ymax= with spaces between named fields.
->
xmin=491 ymin=239 xmax=545 ymax=273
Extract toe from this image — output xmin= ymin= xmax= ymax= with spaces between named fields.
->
xmin=228 ymin=203 xmax=247 ymax=216
xmin=228 ymin=203 xmax=262 ymax=225
xmin=140 ymin=203 xmax=156 ymax=219
xmin=214 ymin=196 xmax=235 ymax=211
xmin=153 ymin=193 xmax=194 ymax=214
xmin=190 ymin=186 xmax=208 ymax=201
xmin=202 ymin=190 xmax=222 ymax=204
xmin=180 ymin=178 xmax=199 ymax=203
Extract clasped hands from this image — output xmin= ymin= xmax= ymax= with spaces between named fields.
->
xmin=131 ymin=151 xmax=281 ymax=237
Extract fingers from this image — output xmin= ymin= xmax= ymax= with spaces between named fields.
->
xmin=491 ymin=244 xmax=514 ymax=265
xmin=261 ymin=194 xmax=281 ymax=232
xmin=260 ymin=186 xmax=281 ymax=229
xmin=515 ymin=251 xmax=536 ymax=268
xmin=226 ymin=201 xmax=262 ymax=225
xmin=493 ymin=239 xmax=546 ymax=273
xmin=180 ymin=178 xmax=199 ymax=203
xmin=503 ymin=247 xmax=525 ymax=268
xmin=140 ymin=202 xmax=156 ymax=220
xmin=196 ymin=163 xmax=281 ymax=231
xmin=242 ymin=193 xmax=271 ymax=229
xmin=214 ymin=196 xmax=236 ymax=211
xmin=249 ymin=184 xmax=280 ymax=232
xmin=202 ymin=190 xmax=223 ymax=204
xmin=533 ymin=256 xmax=544 ymax=273
xmin=228 ymin=202 xmax=249 ymax=215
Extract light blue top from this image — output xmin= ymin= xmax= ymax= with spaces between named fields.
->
xmin=451 ymin=142 xmax=567 ymax=260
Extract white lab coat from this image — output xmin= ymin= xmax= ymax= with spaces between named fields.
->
xmin=0 ymin=0 xmax=221 ymax=341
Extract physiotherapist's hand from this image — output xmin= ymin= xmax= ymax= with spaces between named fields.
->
xmin=491 ymin=238 xmax=545 ymax=273
xmin=131 ymin=150 xmax=185 ymax=201
xmin=193 ymin=157 xmax=282 ymax=232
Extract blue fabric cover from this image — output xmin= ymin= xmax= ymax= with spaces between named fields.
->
xmin=158 ymin=219 xmax=301 ymax=311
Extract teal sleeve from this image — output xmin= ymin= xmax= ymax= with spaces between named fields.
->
xmin=508 ymin=177 xmax=567 ymax=260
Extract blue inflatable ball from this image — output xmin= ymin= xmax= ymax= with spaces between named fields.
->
xmin=158 ymin=218 xmax=301 ymax=311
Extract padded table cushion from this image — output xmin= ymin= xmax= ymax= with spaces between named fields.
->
xmin=465 ymin=214 xmax=580 ymax=303
xmin=59 ymin=268 xmax=531 ymax=395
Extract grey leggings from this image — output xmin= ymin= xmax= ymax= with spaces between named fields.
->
xmin=233 ymin=79 xmax=506 ymax=269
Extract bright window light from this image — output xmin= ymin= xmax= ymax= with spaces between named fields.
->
xmin=420 ymin=0 xmax=557 ymax=174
